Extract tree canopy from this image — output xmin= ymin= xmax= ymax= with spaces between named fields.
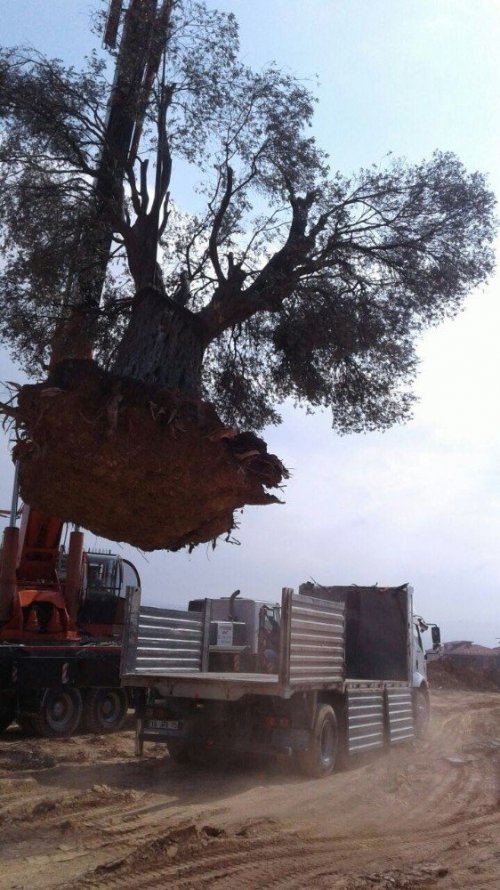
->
xmin=0 ymin=0 xmax=496 ymax=434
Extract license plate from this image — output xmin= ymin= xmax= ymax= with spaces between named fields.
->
xmin=146 ymin=719 xmax=180 ymax=731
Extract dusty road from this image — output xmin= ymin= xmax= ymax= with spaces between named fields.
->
xmin=0 ymin=690 xmax=499 ymax=889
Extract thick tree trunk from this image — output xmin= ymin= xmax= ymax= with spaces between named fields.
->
xmin=13 ymin=287 xmax=288 ymax=552
xmin=112 ymin=285 xmax=206 ymax=397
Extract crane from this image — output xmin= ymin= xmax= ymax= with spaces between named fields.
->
xmin=0 ymin=1 xmax=173 ymax=737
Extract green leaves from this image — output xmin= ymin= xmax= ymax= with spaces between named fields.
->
xmin=0 ymin=3 xmax=496 ymax=435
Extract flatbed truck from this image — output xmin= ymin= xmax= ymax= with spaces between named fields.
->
xmin=121 ymin=582 xmax=440 ymax=777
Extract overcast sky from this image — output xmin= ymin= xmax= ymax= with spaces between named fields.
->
xmin=1 ymin=1 xmax=499 ymax=646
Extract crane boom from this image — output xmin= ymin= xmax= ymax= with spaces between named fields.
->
xmin=52 ymin=0 xmax=174 ymax=363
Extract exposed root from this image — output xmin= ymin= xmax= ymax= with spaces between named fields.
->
xmin=8 ymin=360 xmax=288 ymax=551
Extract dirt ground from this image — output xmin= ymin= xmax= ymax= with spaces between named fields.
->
xmin=0 ymin=690 xmax=499 ymax=890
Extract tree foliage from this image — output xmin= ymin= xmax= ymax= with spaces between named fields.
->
xmin=0 ymin=0 xmax=496 ymax=433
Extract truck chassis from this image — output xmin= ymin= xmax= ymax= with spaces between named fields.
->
xmin=0 ymin=639 xmax=129 ymax=736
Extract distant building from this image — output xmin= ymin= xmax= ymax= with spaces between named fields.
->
xmin=443 ymin=641 xmax=498 ymax=657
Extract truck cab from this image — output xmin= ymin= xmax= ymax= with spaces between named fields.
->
xmin=78 ymin=551 xmax=141 ymax=638
xmin=411 ymin=616 xmax=441 ymax=735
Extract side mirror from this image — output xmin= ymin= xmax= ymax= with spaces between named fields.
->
xmin=431 ymin=626 xmax=441 ymax=649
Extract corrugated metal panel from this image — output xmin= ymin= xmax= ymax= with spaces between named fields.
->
xmin=131 ymin=605 xmax=204 ymax=675
xmin=347 ymin=689 xmax=385 ymax=754
xmin=288 ymin=593 xmax=345 ymax=686
xmin=387 ymin=688 xmax=414 ymax=744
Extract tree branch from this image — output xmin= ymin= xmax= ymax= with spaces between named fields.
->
xmin=199 ymin=187 xmax=317 ymax=341
xmin=208 ymin=163 xmax=234 ymax=284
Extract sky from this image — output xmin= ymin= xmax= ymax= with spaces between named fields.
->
xmin=1 ymin=1 xmax=500 ymax=646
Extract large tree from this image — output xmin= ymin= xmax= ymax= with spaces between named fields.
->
xmin=0 ymin=0 xmax=496 ymax=548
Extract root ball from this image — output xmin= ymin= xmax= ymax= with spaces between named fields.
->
xmin=11 ymin=360 xmax=287 ymax=551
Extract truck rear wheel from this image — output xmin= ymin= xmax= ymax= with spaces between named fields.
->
xmin=82 ymin=688 xmax=128 ymax=733
xmin=31 ymin=688 xmax=83 ymax=738
xmin=413 ymin=687 xmax=430 ymax=738
xmin=297 ymin=704 xmax=339 ymax=778
xmin=167 ymin=739 xmax=191 ymax=764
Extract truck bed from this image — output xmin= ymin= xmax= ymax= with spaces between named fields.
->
xmin=122 ymin=668 xmax=283 ymax=699
xmin=121 ymin=588 xmax=348 ymax=697
xmin=122 ymin=667 xmax=409 ymax=698
xmin=120 ymin=587 xmax=413 ymax=701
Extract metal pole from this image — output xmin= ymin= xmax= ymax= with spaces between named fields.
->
xmin=65 ymin=530 xmax=85 ymax=622
xmin=9 ymin=461 xmax=20 ymax=528
xmin=0 ymin=465 xmax=20 ymax=619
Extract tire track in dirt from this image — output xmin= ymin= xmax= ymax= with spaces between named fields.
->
xmin=57 ymin=829 xmax=450 ymax=890
xmin=61 ymin=806 xmax=500 ymax=890
xmin=0 ymin=691 xmax=498 ymax=889
xmin=62 ymin=693 xmax=500 ymax=889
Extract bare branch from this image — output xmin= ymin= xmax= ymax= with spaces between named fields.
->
xmin=208 ymin=164 xmax=234 ymax=284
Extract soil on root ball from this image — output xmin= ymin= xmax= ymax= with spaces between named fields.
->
xmin=9 ymin=359 xmax=288 ymax=551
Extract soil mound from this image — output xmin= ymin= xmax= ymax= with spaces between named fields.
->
xmin=428 ymin=657 xmax=500 ymax=692
xmin=7 ymin=360 xmax=287 ymax=551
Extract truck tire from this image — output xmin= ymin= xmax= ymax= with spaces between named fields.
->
xmin=413 ymin=687 xmax=430 ymax=738
xmin=297 ymin=704 xmax=339 ymax=779
xmin=31 ymin=688 xmax=83 ymax=738
xmin=82 ymin=688 xmax=128 ymax=733
xmin=167 ymin=739 xmax=191 ymax=764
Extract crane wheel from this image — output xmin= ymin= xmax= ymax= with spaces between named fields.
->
xmin=296 ymin=704 xmax=339 ymax=779
xmin=31 ymin=688 xmax=83 ymax=738
xmin=82 ymin=688 xmax=128 ymax=733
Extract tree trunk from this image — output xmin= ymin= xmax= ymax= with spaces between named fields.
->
xmin=112 ymin=286 xmax=206 ymax=397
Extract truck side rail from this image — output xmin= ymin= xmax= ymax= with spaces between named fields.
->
xmin=121 ymin=588 xmax=345 ymax=697
xmin=280 ymin=589 xmax=345 ymax=688
xmin=121 ymin=588 xmax=209 ymax=677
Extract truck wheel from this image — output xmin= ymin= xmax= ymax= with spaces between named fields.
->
xmin=82 ymin=688 xmax=128 ymax=733
xmin=167 ymin=739 xmax=190 ymax=764
xmin=31 ymin=688 xmax=83 ymax=738
xmin=0 ymin=696 xmax=15 ymax=733
xmin=413 ymin=687 xmax=430 ymax=738
xmin=297 ymin=704 xmax=338 ymax=779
